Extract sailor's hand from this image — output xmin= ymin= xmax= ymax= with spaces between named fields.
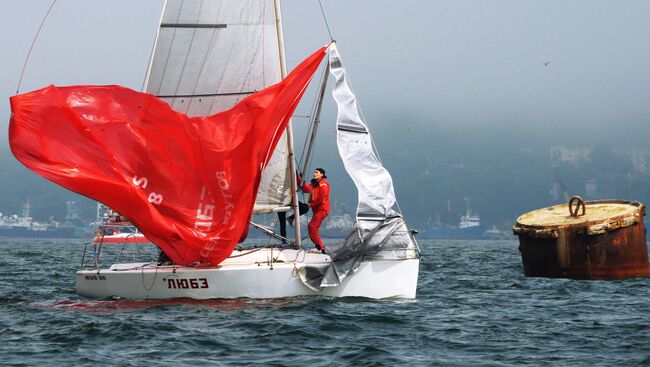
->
xmin=311 ymin=178 xmax=319 ymax=187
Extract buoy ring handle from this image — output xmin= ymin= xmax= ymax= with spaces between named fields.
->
xmin=569 ymin=196 xmax=586 ymax=217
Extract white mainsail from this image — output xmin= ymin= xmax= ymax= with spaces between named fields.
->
xmin=144 ymin=0 xmax=292 ymax=213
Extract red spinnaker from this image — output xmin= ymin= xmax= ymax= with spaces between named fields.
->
xmin=9 ymin=47 xmax=326 ymax=265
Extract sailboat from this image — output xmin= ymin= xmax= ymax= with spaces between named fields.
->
xmin=9 ymin=0 xmax=420 ymax=299
xmin=92 ymin=203 xmax=150 ymax=245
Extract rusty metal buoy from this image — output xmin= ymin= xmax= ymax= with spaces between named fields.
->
xmin=513 ymin=197 xmax=649 ymax=279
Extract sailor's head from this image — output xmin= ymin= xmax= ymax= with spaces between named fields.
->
xmin=313 ymin=168 xmax=326 ymax=180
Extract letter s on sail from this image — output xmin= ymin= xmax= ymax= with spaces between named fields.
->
xmin=132 ymin=176 xmax=148 ymax=188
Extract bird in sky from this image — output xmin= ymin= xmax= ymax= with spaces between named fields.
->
xmin=544 ymin=61 xmax=551 ymax=66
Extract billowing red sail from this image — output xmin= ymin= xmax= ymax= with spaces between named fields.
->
xmin=9 ymin=47 xmax=326 ymax=265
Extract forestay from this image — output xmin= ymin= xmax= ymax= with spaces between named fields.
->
xmin=144 ymin=0 xmax=292 ymax=213
xmin=300 ymin=44 xmax=418 ymax=291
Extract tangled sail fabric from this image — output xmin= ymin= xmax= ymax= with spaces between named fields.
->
xmin=9 ymin=47 xmax=326 ymax=266
xmin=299 ymin=43 xmax=418 ymax=291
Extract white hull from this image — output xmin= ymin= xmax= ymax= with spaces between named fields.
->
xmin=76 ymin=248 xmax=419 ymax=299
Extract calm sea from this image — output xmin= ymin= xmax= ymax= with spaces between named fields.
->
xmin=1 ymin=238 xmax=650 ymax=366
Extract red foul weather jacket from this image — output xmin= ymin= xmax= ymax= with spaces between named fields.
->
xmin=301 ymin=178 xmax=330 ymax=213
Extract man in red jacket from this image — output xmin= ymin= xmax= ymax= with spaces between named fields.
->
xmin=300 ymin=168 xmax=330 ymax=253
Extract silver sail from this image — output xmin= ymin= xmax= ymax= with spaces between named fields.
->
xmin=144 ymin=0 xmax=292 ymax=214
xmin=300 ymin=44 xmax=418 ymax=291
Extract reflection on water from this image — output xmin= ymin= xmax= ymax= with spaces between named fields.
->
xmin=30 ymin=297 xmax=310 ymax=313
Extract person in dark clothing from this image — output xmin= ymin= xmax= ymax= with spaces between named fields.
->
xmin=277 ymin=211 xmax=287 ymax=243
xmin=286 ymin=202 xmax=310 ymax=227
xmin=157 ymin=250 xmax=173 ymax=265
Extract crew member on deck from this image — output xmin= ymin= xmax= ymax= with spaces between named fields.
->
xmin=300 ymin=168 xmax=330 ymax=253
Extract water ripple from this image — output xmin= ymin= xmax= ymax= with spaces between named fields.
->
xmin=1 ymin=240 xmax=650 ymax=366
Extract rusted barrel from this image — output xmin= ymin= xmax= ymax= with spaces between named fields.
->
xmin=513 ymin=197 xmax=649 ymax=279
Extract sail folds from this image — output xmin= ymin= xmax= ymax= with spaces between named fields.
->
xmin=9 ymin=47 xmax=326 ymax=266
xmin=145 ymin=0 xmax=282 ymax=116
xmin=299 ymin=44 xmax=417 ymax=291
xmin=329 ymin=44 xmax=400 ymax=223
xmin=145 ymin=0 xmax=292 ymax=214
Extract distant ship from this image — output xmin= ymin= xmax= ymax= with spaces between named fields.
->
xmin=482 ymin=225 xmax=513 ymax=240
xmin=420 ymin=209 xmax=484 ymax=239
xmin=92 ymin=203 xmax=149 ymax=244
xmin=0 ymin=199 xmax=77 ymax=239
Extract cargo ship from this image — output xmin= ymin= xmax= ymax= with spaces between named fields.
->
xmin=0 ymin=200 xmax=77 ymax=239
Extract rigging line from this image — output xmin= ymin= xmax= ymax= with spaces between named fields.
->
xmin=266 ymin=218 xmax=278 ymax=268
xmin=170 ymin=2 xmax=201 ymax=105
xmin=140 ymin=0 xmax=166 ymax=92
xmin=186 ymin=25 xmax=220 ymax=111
xmin=299 ymin=59 xmax=329 ymax=172
xmin=250 ymin=221 xmax=293 ymax=244
xmin=156 ymin=91 xmax=255 ymax=98
xmin=150 ymin=0 xmax=182 ymax=100
xmin=318 ymin=0 xmax=335 ymax=41
xmin=16 ymin=0 xmax=58 ymax=94
xmin=297 ymin=115 xmax=315 ymax=171
xmin=141 ymin=263 xmax=159 ymax=291
xmin=228 ymin=248 xmax=261 ymax=258
xmin=297 ymin=61 xmax=327 ymax=171
xmin=160 ymin=23 xmax=227 ymax=29
xmin=261 ymin=0 xmax=267 ymax=89
xmin=297 ymin=114 xmax=316 ymax=172
xmin=303 ymin=58 xmax=330 ymax=175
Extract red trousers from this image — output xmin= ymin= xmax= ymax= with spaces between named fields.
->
xmin=308 ymin=210 xmax=328 ymax=250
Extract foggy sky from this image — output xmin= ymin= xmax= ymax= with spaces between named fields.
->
xmin=2 ymin=0 xmax=650 ymax=148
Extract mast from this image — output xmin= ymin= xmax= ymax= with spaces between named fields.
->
xmin=141 ymin=0 xmax=167 ymax=92
xmin=273 ymin=0 xmax=302 ymax=247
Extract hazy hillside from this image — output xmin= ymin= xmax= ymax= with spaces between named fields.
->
xmin=3 ymin=118 xmax=648 ymax=230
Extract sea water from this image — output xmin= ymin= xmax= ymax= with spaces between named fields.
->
xmin=1 ymin=239 xmax=650 ymax=366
